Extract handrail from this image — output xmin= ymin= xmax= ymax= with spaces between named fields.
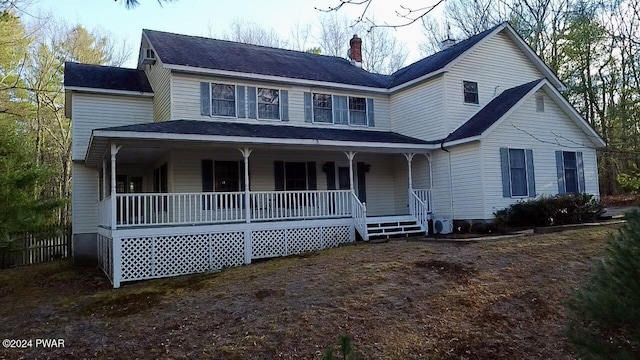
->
xmin=351 ymin=191 xmax=368 ymax=241
xmin=409 ymin=190 xmax=429 ymax=232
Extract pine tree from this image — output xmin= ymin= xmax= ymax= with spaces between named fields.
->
xmin=566 ymin=211 xmax=640 ymax=359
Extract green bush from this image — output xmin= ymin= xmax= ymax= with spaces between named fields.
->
xmin=323 ymin=335 xmax=358 ymax=360
xmin=494 ymin=194 xmax=603 ymax=228
xmin=565 ymin=211 xmax=640 ymax=359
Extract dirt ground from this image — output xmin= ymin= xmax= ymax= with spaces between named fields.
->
xmin=0 ymin=225 xmax=619 ymax=359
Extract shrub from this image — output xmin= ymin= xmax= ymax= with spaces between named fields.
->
xmin=565 ymin=211 xmax=640 ymax=359
xmin=494 ymin=194 xmax=603 ymax=228
xmin=470 ymin=222 xmax=487 ymax=234
xmin=456 ymin=220 xmax=471 ymax=234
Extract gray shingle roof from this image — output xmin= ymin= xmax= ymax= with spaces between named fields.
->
xmin=64 ymin=62 xmax=153 ymax=93
xmin=96 ymin=120 xmax=431 ymax=145
xmin=445 ymin=79 xmax=544 ymax=142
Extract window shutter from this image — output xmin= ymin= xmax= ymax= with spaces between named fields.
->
xmin=555 ymin=151 xmax=566 ymax=195
xmin=499 ymin=148 xmax=511 ymax=197
xmin=357 ymin=162 xmax=367 ymax=202
xmin=325 ymin=162 xmax=336 ymax=190
xmin=306 ymin=162 xmax=317 ymax=190
xmin=247 ymin=87 xmax=257 ymax=119
xmin=281 ymin=90 xmax=289 ymax=121
xmin=236 ymin=86 xmax=246 ymax=118
xmin=333 ymin=96 xmax=348 ymax=124
xmin=525 ymin=149 xmax=536 ymax=197
xmin=201 ymin=160 xmax=213 ymax=192
xmin=304 ymin=92 xmax=312 ymax=123
xmin=200 ymin=82 xmax=210 ymax=116
xmin=366 ymin=98 xmax=375 ymax=127
xmin=577 ymin=151 xmax=585 ymax=193
xmin=274 ymin=161 xmax=284 ymax=191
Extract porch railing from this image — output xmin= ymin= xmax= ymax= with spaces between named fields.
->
xmin=413 ymin=189 xmax=432 ymax=214
xmin=351 ymin=192 xmax=368 ymax=241
xmin=98 ymin=196 xmax=112 ymax=228
xmin=409 ymin=190 xmax=430 ymax=232
xmin=115 ymin=192 xmax=246 ymax=227
xmin=250 ymin=190 xmax=351 ymax=221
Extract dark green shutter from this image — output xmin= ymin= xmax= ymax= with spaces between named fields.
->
xmin=555 ymin=151 xmax=566 ymax=195
xmin=281 ymin=90 xmax=289 ymax=121
xmin=325 ymin=162 xmax=336 ymax=190
xmin=366 ymin=98 xmax=374 ymax=127
xmin=247 ymin=87 xmax=257 ymax=119
xmin=357 ymin=162 xmax=367 ymax=202
xmin=202 ymin=160 xmax=213 ymax=192
xmin=307 ymin=162 xmax=317 ymax=190
xmin=304 ymin=92 xmax=312 ymax=123
xmin=525 ymin=149 xmax=535 ymax=197
xmin=274 ymin=161 xmax=284 ymax=191
xmin=500 ymin=148 xmax=510 ymax=197
xmin=577 ymin=151 xmax=585 ymax=193
xmin=236 ymin=86 xmax=246 ymax=118
xmin=200 ymin=82 xmax=210 ymax=116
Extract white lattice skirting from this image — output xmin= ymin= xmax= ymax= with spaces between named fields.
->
xmin=107 ymin=222 xmax=354 ymax=287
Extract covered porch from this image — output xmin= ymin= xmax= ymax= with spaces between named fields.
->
xmin=87 ymin=121 xmax=434 ymax=287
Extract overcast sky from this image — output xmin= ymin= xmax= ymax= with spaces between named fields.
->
xmin=23 ymin=0 xmax=444 ymax=68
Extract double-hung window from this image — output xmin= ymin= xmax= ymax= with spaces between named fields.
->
xmin=348 ymin=97 xmax=367 ymax=125
xmin=509 ymin=149 xmax=528 ymax=196
xmin=313 ymin=93 xmax=333 ymax=123
xmin=257 ymin=88 xmax=280 ymax=120
xmin=562 ymin=151 xmax=579 ymax=194
xmin=285 ymin=162 xmax=307 ymax=191
xmin=211 ymin=83 xmax=236 ymax=117
xmin=463 ymin=81 xmax=479 ymax=104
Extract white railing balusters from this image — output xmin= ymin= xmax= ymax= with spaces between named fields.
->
xmin=351 ymin=192 xmax=368 ymax=241
xmin=409 ymin=189 xmax=432 ymax=232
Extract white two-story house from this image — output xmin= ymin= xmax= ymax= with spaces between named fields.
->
xmin=64 ymin=22 xmax=605 ymax=287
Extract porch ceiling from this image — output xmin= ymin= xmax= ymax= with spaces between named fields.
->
xmin=85 ymin=120 xmax=437 ymax=166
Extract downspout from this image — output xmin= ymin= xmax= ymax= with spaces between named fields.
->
xmin=440 ymin=136 xmax=455 ymax=221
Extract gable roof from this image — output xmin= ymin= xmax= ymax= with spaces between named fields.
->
xmin=64 ymin=62 xmax=153 ymax=93
xmin=445 ymin=79 xmax=543 ymax=143
xmin=143 ymin=30 xmax=391 ymax=88
xmin=95 ymin=119 xmax=430 ymax=145
xmin=442 ymin=79 xmax=605 ymax=148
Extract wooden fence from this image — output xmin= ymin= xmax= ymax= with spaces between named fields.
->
xmin=0 ymin=225 xmax=72 ymax=269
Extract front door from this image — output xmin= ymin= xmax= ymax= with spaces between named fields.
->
xmin=338 ymin=167 xmax=350 ymax=190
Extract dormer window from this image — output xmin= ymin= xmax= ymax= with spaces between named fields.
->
xmin=211 ymin=84 xmax=236 ymax=117
xmin=463 ymin=81 xmax=479 ymax=104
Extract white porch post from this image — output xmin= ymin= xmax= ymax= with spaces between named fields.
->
xmin=344 ymin=151 xmax=357 ymax=191
xmin=239 ymin=147 xmax=253 ymax=265
xmin=403 ymin=153 xmax=416 ymax=191
xmin=102 ymin=159 xmax=107 ymax=199
xmin=110 ymin=143 xmax=122 ymax=289
xmin=110 ymin=143 xmax=120 ymax=230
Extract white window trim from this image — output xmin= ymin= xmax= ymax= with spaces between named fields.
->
xmin=561 ymin=151 xmax=579 ymax=194
xmin=311 ymin=92 xmax=334 ymax=125
xmin=507 ymin=148 xmax=529 ymax=198
xmin=347 ymin=96 xmax=369 ymax=127
xmin=256 ymin=87 xmax=281 ymax=121
xmin=462 ymin=80 xmax=479 ymax=105
xmin=209 ymin=82 xmax=237 ymax=119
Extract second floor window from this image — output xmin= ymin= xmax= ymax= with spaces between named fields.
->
xmin=349 ymin=97 xmax=367 ymax=125
xmin=463 ymin=81 xmax=479 ymax=104
xmin=313 ymin=93 xmax=333 ymax=123
xmin=211 ymin=84 xmax=236 ymax=117
xmin=258 ymin=88 xmax=280 ymax=120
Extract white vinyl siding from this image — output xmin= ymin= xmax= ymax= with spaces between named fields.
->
xmin=392 ymin=154 xmax=432 ymax=215
xmin=71 ymin=93 xmax=154 ymax=161
xmin=72 ymin=163 xmax=98 ymax=234
xmin=449 ymin=142 xmax=485 ymax=220
xmin=145 ymin=60 xmax=171 ymax=121
xmin=445 ymin=32 xmax=544 ymax=133
xmin=390 ymin=75 xmax=446 ymax=141
xmin=169 ymin=73 xmax=392 ymax=130
xmin=481 ymin=89 xmax=599 ymax=218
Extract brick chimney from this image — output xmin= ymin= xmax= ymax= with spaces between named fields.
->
xmin=348 ymin=34 xmax=362 ymax=68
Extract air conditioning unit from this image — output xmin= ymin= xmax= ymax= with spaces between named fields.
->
xmin=142 ymin=48 xmax=156 ymax=65
xmin=433 ymin=217 xmax=453 ymax=235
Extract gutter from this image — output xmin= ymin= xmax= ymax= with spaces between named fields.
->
xmin=440 ymin=134 xmax=456 ymax=221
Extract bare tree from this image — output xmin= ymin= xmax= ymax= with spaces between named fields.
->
xmin=316 ymin=14 xmax=352 ymax=57
xmin=221 ymin=19 xmax=288 ymax=48
xmin=118 ymin=0 xmax=174 ymax=8
xmin=289 ymin=22 xmax=312 ymax=52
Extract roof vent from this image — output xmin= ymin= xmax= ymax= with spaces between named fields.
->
xmin=142 ymin=48 xmax=156 ymax=65
xmin=440 ymin=38 xmax=456 ymax=50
